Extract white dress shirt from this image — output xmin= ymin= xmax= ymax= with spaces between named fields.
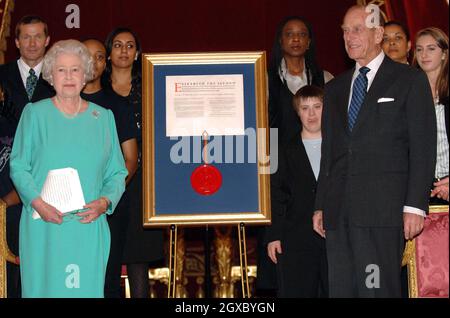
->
xmin=17 ymin=58 xmax=43 ymax=88
xmin=279 ymin=58 xmax=334 ymax=94
xmin=348 ymin=51 xmax=385 ymax=109
xmin=434 ymin=101 xmax=449 ymax=179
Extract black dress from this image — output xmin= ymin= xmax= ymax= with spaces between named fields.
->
xmin=119 ymin=83 xmax=164 ymax=264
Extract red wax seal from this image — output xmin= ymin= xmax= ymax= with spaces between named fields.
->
xmin=191 ymin=164 xmax=222 ymax=195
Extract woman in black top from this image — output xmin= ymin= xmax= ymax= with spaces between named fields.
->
xmin=268 ymin=16 xmax=332 ymax=145
xmin=103 ymin=27 xmax=164 ymax=298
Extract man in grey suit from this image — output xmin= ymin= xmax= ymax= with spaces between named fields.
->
xmin=313 ymin=5 xmax=436 ymax=297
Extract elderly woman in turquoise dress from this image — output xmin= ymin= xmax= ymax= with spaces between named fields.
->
xmin=10 ymin=39 xmax=128 ymax=297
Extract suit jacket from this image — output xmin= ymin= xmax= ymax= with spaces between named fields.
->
xmin=315 ymin=56 xmax=437 ymax=229
xmin=266 ymin=136 xmax=325 ymax=250
xmin=0 ymin=60 xmax=55 ymax=126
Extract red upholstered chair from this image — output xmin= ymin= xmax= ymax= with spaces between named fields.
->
xmin=403 ymin=205 xmax=449 ymax=298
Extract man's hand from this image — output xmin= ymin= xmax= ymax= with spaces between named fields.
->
xmin=267 ymin=240 xmax=282 ymax=264
xmin=431 ymin=177 xmax=449 ymax=201
xmin=313 ymin=210 xmax=326 ymax=238
xmin=403 ymin=212 xmax=424 ymax=240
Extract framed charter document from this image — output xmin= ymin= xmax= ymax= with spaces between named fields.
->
xmin=142 ymin=52 xmax=270 ymax=226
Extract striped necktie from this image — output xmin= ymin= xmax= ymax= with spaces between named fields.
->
xmin=348 ymin=66 xmax=370 ymax=131
xmin=26 ymin=68 xmax=38 ymax=100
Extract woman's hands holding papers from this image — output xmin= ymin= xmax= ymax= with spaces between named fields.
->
xmin=32 ymin=197 xmax=64 ymax=224
xmin=77 ymin=197 xmax=110 ymax=224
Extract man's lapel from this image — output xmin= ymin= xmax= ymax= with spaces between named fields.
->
xmin=351 ymin=57 xmax=396 ymax=134
xmin=10 ymin=62 xmax=30 ymax=100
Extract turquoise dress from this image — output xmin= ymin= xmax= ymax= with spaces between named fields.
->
xmin=10 ymin=98 xmax=128 ymax=298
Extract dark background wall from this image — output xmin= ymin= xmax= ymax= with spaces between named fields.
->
xmin=6 ymin=0 xmax=449 ymax=79
xmin=7 ymin=0 xmax=360 ymax=76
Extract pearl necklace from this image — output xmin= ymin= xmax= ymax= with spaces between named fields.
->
xmin=55 ymin=97 xmax=82 ymax=119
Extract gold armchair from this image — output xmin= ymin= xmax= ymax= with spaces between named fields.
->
xmin=402 ymin=205 xmax=449 ymax=298
xmin=0 ymin=198 xmax=19 ymax=298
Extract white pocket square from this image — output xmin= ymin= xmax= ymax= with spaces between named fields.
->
xmin=377 ymin=97 xmax=395 ymax=103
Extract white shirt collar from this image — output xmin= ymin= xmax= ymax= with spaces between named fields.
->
xmin=17 ymin=58 xmax=43 ymax=88
xmin=352 ymin=51 xmax=385 ymax=90
xmin=279 ymin=58 xmax=308 ymax=94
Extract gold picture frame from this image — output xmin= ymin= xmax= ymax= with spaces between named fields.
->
xmin=142 ymin=52 xmax=271 ymax=227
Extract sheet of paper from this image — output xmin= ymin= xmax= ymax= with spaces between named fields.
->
xmin=165 ymin=74 xmax=245 ymax=136
xmin=32 ymin=167 xmax=86 ymax=220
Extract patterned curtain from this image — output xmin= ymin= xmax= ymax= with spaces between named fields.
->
xmin=0 ymin=0 xmax=14 ymax=65
xmin=357 ymin=0 xmax=449 ymax=42
xmin=384 ymin=0 xmax=448 ymax=42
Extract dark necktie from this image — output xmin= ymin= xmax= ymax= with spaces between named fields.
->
xmin=348 ymin=66 xmax=370 ymax=131
xmin=26 ymin=68 xmax=38 ymax=100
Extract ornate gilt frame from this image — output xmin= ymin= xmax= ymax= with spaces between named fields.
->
xmin=142 ymin=52 xmax=270 ymax=227
xmin=0 ymin=0 xmax=14 ymax=65
xmin=0 ymin=198 xmax=18 ymax=298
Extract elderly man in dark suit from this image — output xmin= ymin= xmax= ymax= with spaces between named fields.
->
xmin=313 ymin=5 xmax=436 ymax=297
xmin=0 ymin=15 xmax=54 ymax=298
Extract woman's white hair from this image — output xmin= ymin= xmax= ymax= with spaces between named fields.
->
xmin=42 ymin=39 xmax=94 ymax=84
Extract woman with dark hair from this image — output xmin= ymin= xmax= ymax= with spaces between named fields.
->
xmin=103 ymin=27 xmax=164 ymax=298
xmin=382 ymin=21 xmax=411 ymax=64
xmin=268 ymin=16 xmax=333 ymax=145
xmin=103 ymin=27 xmax=142 ymax=99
